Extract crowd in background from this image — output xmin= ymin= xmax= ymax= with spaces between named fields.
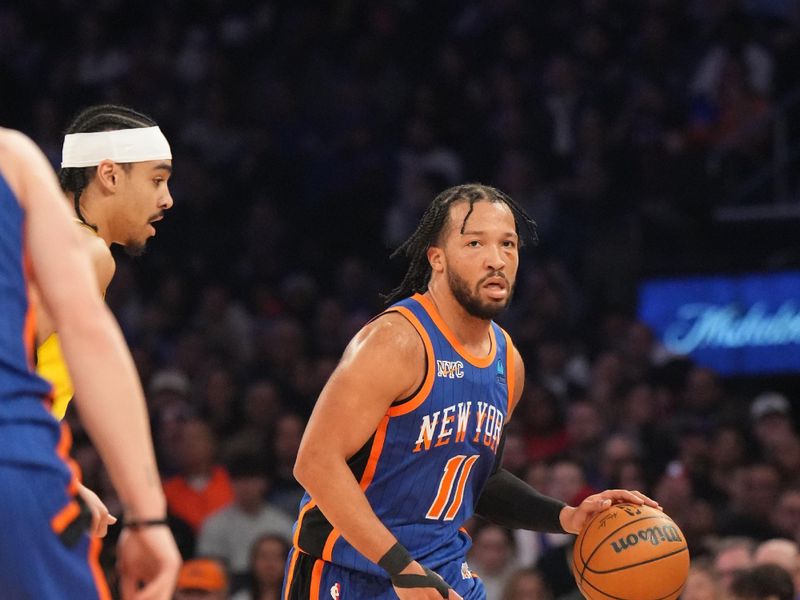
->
xmin=4 ymin=0 xmax=800 ymax=598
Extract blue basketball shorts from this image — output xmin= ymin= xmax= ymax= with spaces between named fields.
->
xmin=0 ymin=426 xmax=109 ymax=599
xmin=283 ymin=547 xmax=486 ymax=599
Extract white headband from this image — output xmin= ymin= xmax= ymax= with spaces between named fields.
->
xmin=61 ymin=126 xmax=172 ymax=168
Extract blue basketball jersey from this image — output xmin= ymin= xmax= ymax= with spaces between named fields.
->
xmin=291 ymin=293 xmax=516 ymax=577
xmin=0 ymin=167 xmax=107 ymax=600
xmin=0 ymin=170 xmax=59 ymax=464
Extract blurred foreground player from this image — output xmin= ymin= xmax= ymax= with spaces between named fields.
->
xmin=283 ymin=183 xmax=657 ymax=600
xmin=0 ymin=127 xmax=180 ymax=599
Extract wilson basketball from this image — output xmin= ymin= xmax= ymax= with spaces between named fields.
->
xmin=572 ymin=503 xmax=690 ymax=600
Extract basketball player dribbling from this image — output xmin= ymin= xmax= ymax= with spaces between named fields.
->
xmin=31 ymin=104 xmax=175 ymax=537
xmin=0 ymin=128 xmax=180 ymax=598
xmin=283 ymin=184 xmax=659 ymax=599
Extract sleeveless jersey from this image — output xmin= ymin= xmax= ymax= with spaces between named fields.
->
xmin=291 ymin=293 xmax=516 ymax=576
xmin=0 ymin=170 xmax=59 ymax=463
xmin=37 ymin=333 xmax=73 ymax=419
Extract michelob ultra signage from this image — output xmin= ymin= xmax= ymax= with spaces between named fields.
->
xmin=638 ymin=271 xmax=800 ymax=375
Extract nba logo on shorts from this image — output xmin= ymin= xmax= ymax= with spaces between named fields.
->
xmin=461 ymin=561 xmax=472 ymax=580
xmin=330 ymin=583 xmax=341 ymax=598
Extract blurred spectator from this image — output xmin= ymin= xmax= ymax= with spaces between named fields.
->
xmin=502 ymin=424 xmax=532 ymax=478
xmin=163 ymin=418 xmax=235 ymax=532
xmin=623 ymin=321 xmax=675 ymax=374
xmin=565 ymin=400 xmax=608 ymax=485
xmin=618 ymin=381 xmax=674 ymax=475
xmin=751 ymin=393 xmax=797 ymax=458
xmin=680 ymin=367 xmax=726 ymax=424
xmin=683 ymin=558 xmax=720 ymax=600
xmin=230 ymin=534 xmax=291 ymax=600
xmin=268 ymin=413 xmax=306 ymax=517
xmin=149 ymin=368 xmax=192 ymax=410
xmin=712 ymin=537 xmax=756 ymax=598
xmin=772 ymin=489 xmax=800 ymax=541
xmin=514 ymin=457 xmax=590 ymax=568
xmin=754 ymin=539 xmax=800 ymax=596
xmin=547 ymin=458 xmax=595 ymax=508
xmin=192 ymin=283 xmax=254 ymax=366
xmin=729 ymin=564 xmax=794 ymax=600
xmin=501 ymin=567 xmax=554 ymax=600
xmin=467 ymin=523 xmax=519 ymax=600
xmin=534 ymin=331 xmax=588 ymax=400
xmin=708 ymin=424 xmax=751 ymax=503
xmin=516 ymin=381 xmax=569 ymax=462
xmin=173 ymin=558 xmax=228 ymax=600
xmin=198 ymin=365 xmax=240 ymax=437
xmin=196 ymin=455 xmax=293 ymax=582
xmin=536 ymin=540 xmax=579 ymax=600
xmin=717 ymin=463 xmax=782 ymax=540
xmin=586 ymin=350 xmax=625 ymax=412
xmin=222 ymin=380 xmax=284 ymax=462
xmin=389 ymin=118 xmax=463 ymax=246
xmin=597 ymin=433 xmax=643 ymax=489
xmin=253 ymin=317 xmax=307 ymax=396
xmin=652 ymin=465 xmax=706 ymax=547
xmin=536 ymin=54 xmax=584 ymax=178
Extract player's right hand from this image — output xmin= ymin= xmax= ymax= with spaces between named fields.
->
xmin=77 ymin=482 xmax=117 ymax=537
xmin=116 ymin=524 xmax=181 ymax=600
xmin=391 ymin=561 xmax=463 ymax=600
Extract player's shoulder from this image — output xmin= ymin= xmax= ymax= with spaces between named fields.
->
xmin=361 ymin=309 xmax=423 ymax=342
xmin=0 ymin=128 xmax=41 ymax=164
xmin=0 ymin=127 xmax=30 ymax=148
xmin=78 ymin=229 xmax=115 ymax=291
xmin=0 ymin=130 xmax=33 ymax=202
xmin=0 ymin=128 xmax=55 ymax=207
xmin=349 ymin=310 xmax=425 ymax=363
xmin=0 ymin=128 xmax=31 ymax=173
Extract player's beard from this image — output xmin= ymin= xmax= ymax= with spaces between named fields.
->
xmin=448 ymin=269 xmax=513 ymax=320
xmin=124 ymin=240 xmax=146 ymax=257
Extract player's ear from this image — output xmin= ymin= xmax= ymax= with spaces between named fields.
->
xmin=427 ymin=245 xmax=445 ymax=273
xmin=95 ymin=160 xmax=118 ymax=192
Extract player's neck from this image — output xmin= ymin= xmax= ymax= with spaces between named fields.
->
xmin=75 ymin=192 xmax=113 ymax=247
xmin=424 ymin=285 xmax=492 ymax=355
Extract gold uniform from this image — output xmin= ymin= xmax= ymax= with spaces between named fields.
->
xmin=37 ymin=334 xmax=73 ymax=420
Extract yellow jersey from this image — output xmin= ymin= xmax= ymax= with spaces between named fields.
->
xmin=36 ymin=333 xmax=73 ymax=420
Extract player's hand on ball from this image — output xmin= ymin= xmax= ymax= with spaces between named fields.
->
xmin=77 ymin=482 xmax=117 ymax=538
xmin=392 ymin=560 xmax=463 ymax=600
xmin=559 ymin=489 xmax=661 ymax=535
xmin=116 ymin=524 xmax=181 ymax=600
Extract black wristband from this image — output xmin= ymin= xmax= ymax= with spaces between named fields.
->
xmin=378 ymin=542 xmax=414 ymax=576
xmin=391 ymin=566 xmax=451 ymax=599
xmin=123 ymin=518 xmax=169 ymax=530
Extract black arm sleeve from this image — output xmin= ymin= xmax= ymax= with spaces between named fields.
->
xmin=475 ymin=467 xmax=568 ymax=533
xmin=474 ymin=432 xmax=567 ymax=533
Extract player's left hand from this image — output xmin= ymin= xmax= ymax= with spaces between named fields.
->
xmin=559 ymin=489 xmax=661 ymax=535
xmin=117 ymin=523 xmax=181 ymax=600
xmin=77 ymin=481 xmax=117 ymax=537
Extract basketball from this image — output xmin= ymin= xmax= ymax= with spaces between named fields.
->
xmin=572 ymin=503 xmax=690 ymax=600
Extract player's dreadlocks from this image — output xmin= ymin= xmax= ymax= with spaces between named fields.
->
xmin=383 ymin=183 xmax=538 ymax=306
xmin=59 ymin=104 xmax=157 ymax=230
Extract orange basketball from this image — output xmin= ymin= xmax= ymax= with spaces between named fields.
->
xmin=572 ymin=503 xmax=690 ymax=600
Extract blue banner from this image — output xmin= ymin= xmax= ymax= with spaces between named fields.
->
xmin=638 ymin=272 xmax=800 ymax=375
